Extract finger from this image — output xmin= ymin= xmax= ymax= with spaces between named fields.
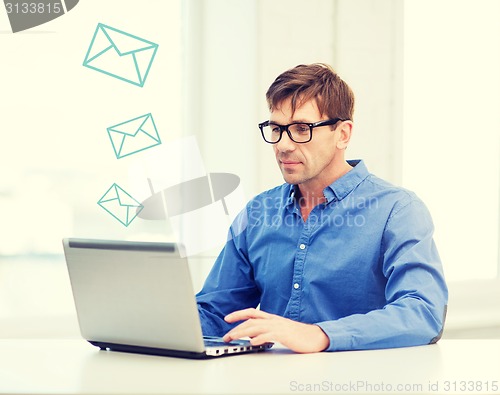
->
xmin=249 ymin=332 xmax=276 ymax=346
xmin=224 ymin=308 xmax=271 ymax=323
xmin=223 ymin=322 xmax=267 ymax=342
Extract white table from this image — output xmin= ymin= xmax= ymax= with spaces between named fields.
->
xmin=0 ymin=339 xmax=499 ymax=394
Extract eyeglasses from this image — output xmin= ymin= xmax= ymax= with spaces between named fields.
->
xmin=258 ymin=118 xmax=346 ymax=144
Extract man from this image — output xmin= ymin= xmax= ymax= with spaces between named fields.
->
xmin=196 ymin=63 xmax=448 ymax=353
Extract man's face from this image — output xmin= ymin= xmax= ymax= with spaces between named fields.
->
xmin=270 ymin=98 xmax=344 ymax=188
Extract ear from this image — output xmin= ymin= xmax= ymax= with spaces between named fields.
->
xmin=336 ymin=121 xmax=353 ymax=150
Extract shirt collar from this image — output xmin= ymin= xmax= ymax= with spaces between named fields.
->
xmin=325 ymin=159 xmax=369 ymax=203
xmin=285 ymin=159 xmax=370 ymax=206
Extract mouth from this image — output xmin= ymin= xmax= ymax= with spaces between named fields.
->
xmin=280 ymin=159 xmax=302 ymax=168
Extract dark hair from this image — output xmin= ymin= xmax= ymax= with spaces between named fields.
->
xmin=266 ymin=63 xmax=355 ymax=120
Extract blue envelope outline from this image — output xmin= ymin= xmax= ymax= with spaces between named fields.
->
xmin=83 ymin=23 xmax=159 ymax=87
xmin=97 ymin=183 xmax=144 ymax=227
xmin=107 ymin=113 xmax=161 ymax=159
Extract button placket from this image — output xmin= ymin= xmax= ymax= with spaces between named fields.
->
xmin=287 ymin=223 xmax=311 ymax=321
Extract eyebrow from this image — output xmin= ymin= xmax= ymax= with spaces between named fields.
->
xmin=269 ymin=119 xmax=312 ymax=125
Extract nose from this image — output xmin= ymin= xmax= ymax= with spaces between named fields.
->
xmin=275 ymin=130 xmax=296 ymax=153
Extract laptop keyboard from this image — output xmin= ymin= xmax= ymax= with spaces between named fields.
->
xmin=204 ymin=340 xmax=230 ymax=347
xmin=203 ymin=336 xmax=247 ymax=348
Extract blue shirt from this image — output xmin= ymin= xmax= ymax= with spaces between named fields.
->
xmin=196 ymin=160 xmax=448 ymax=351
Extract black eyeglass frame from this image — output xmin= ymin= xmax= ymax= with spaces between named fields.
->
xmin=258 ymin=118 xmax=347 ymax=144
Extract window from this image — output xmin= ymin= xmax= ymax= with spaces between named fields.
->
xmin=0 ymin=0 xmax=183 ymax=255
xmin=0 ymin=0 xmax=183 ymax=331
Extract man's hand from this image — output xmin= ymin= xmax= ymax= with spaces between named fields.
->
xmin=223 ymin=308 xmax=330 ymax=353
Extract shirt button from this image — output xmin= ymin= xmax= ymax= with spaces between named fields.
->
xmin=293 ymin=283 xmax=300 ymax=289
xmin=299 ymin=244 xmax=306 ymax=250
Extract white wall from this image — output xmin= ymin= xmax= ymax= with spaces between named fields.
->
xmin=333 ymin=0 xmax=404 ymax=184
xmin=187 ymin=0 xmax=403 ymax=199
xmin=403 ymin=0 xmax=500 ymax=281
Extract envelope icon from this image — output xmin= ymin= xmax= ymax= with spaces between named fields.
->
xmin=97 ymin=183 xmax=143 ymax=227
xmin=107 ymin=113 xmax=161 ymax=159
xmin=83 ymin=23 xmax=159 ymax=87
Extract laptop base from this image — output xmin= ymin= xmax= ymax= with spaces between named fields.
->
xmin=89 ymin=340 xmax=272 ymax=360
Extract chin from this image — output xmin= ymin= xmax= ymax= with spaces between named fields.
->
xmin=281 ymin=173 xmax=303 ymax=185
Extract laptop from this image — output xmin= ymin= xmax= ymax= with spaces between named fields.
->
xmin=62 ymin=238 xmax=273 ymax=359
